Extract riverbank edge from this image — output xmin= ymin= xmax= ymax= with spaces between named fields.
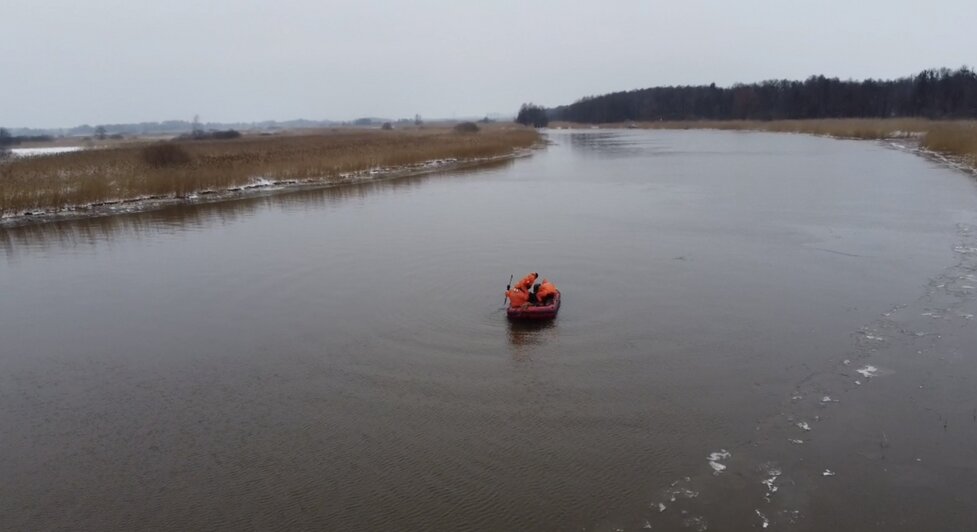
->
xmin=0 ymin=147 xmax=540 ymax=229
xmin=551 ymin=121 xmax=977 ymax=177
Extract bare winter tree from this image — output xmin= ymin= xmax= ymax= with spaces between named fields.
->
xmin=192 ymin=115 xmax=204 ymax=139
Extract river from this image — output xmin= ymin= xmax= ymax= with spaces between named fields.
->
xmin=2 ymin=130 xmax=976 ymax=531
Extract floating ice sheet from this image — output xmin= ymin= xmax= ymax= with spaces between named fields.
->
xmin=856 ymin=365 xmax=879 ymax=378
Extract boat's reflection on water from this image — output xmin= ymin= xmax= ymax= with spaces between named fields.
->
xmin=506 ymin=319 xmax=558 ymax=357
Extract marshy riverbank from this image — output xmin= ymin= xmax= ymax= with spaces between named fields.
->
xmin=0 ymin=126 xmax=540 ymax=225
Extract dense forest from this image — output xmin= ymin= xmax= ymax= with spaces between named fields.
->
xmin=530 ymin=68 xmax=977 ymax=124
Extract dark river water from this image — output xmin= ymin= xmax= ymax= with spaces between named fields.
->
xmin=2 ymin=130 xmax=977 ymax=531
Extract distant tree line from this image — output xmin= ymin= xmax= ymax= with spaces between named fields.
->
xmin=3 ymin=118 xmax=350 ymax=139
xmin=515 ymin=104 xmax=549 ymax=127
xmin=177 ymin=129 xmax=242 ymax=141
xmin=0 ymin=127 xmax=55 ymax=146
xmin=536 ymin=67 xmax=977 ymax=123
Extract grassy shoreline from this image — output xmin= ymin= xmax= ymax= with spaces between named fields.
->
xmin=552 ymin=118 xmax=977 ymax=173
xmin=0 ymin=126 xmax=540 ymax=221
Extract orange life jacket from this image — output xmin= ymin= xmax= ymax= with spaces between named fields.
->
xmin=536 ymin=279 xmax=557 ymax=302
xmin=515 ymin=272 xmax=538 ymax=291
xmin=506 ymin=287 xmax=530 ymax=307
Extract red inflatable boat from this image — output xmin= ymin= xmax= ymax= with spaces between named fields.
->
xmin=507 ymin=290 xmax=561 ymax=320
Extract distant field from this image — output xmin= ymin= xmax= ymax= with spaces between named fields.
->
xmin=553 ymin=118 xmax=977 ymax=171
xmin=0 ymin=126 xmax=539 ymax=217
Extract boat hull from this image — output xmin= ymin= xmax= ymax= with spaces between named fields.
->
xmin=507 ymin=291 xmax=561 ymax=320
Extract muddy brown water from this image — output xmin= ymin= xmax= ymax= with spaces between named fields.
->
xmin=2 ymin=130 xmax=976 ymax=531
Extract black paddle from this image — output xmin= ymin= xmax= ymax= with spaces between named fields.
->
xmin=503 ymin=274 xmax=513 ymax=305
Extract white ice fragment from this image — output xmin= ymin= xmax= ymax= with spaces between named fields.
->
xmin=659 ymin=503 xmax=667 ymax=512
xmin=796 ymin=422 xmax=811 ymax=431
xmin=822 ymin=396 xmax=832 ymax=403
xmin=855 ymin=380 xmax=862 ymax=385
xmin=791 ymin=394 xmax=802 ymax=400
xmin=843 ymin=359 xmax=851 ymax=365
xmin=856 ymin=365 xmax=879 ymax=378
xmin=643 ymin=520 xmax=653 ymax=529
xmin=823 ymin=469 xmax=836 ymax=476
xmin=707 ymin=450 xmax=731 ymax=461
xmin=962 ymin=285 xmax=975 ymax=290
xmin=666 ymin=487 xmax=698 ymax=502
xmin=707 ymin=449 xmax=730 ymax=474
xmin=761 ymin=468 xmax=781 ymax=496
xmin=756 ymin=510 xmax=770 ymax=529
xmin=788 ymin=439 xmax=805 ymax=444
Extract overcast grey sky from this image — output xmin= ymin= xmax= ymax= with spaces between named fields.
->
xmin=2 ymin=0 xmax=975 ymax=128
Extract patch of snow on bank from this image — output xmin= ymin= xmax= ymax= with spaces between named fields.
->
xmin=10 ymin=146 xmax=84 ymax=157
xmin=248 ymin=177 xmax=274 ymax=188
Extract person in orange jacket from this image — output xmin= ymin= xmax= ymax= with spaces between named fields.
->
xmin=505 ymin=286 xmax=530 ymax=308
xmin=506 ymin=273 xmax=537 ymax=308
xmin=536 ymin=278 xmax=558 ymax=304
xmin=515 ymin=272 xmax=538 ymax=291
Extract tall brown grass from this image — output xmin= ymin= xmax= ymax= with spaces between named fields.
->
xmin=554 ymin=118 xmax=977 ymax=170
xmin=0 ymin=126 xmax=539 ymax=217
xmin=918 ymin=121 xmax=977 ymax=168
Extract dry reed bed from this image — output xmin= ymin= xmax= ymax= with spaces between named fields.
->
xmin=0 ymin=127 xmax=539 ymax=217
xmin=555 ymin=118 xmax=977 ymax=171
